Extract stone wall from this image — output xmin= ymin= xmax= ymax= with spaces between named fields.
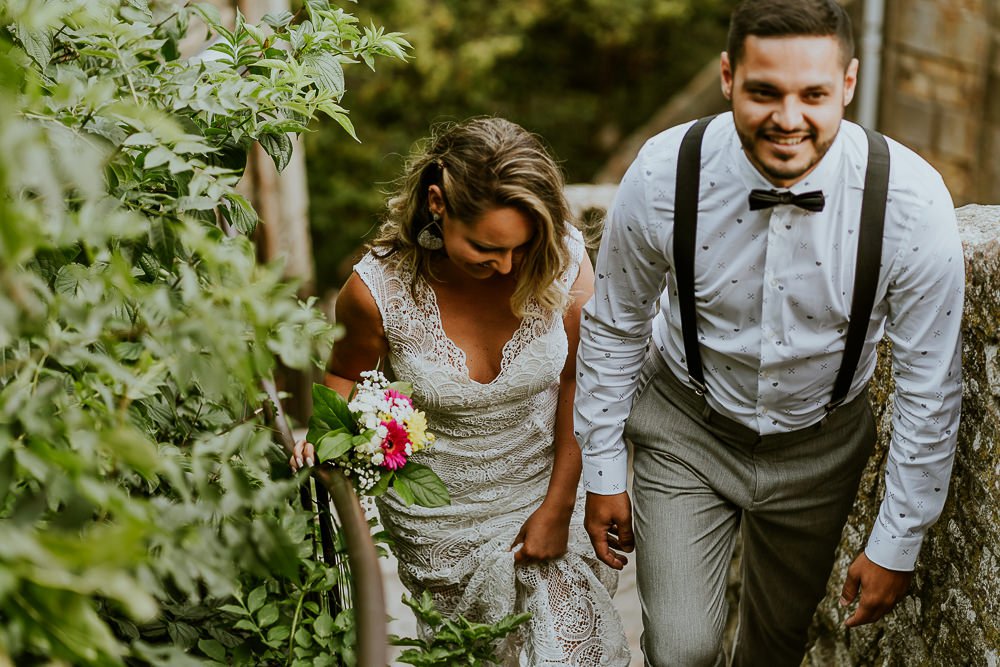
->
xmin=878 ymin=0 xmax=1000 ymax=205
xmin=806 ymin=205 xmax=1000 ymax=666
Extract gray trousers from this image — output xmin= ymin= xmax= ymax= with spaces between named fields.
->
xmin=625 ymin=349 xmax=875 ymax=667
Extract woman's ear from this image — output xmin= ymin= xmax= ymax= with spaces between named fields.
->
xmin=427 ymin=184 xmax=445 ymax=217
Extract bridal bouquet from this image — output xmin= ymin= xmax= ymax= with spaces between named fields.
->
xmin=308 ymin=371 xmax=450 ymax=507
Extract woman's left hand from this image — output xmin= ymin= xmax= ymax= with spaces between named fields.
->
xmin=510 ymin=502 xmax=573 ymax=564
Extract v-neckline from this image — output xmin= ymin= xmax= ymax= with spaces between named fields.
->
xmin=420 ymin=274 xmax=531 ymax=386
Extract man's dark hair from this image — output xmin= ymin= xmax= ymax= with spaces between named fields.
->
xmin=727 ymin=0 xmax=855 ymax=70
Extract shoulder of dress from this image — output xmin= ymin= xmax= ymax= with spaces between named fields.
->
xmin=355 ymin=246 xmax=413 ymax=278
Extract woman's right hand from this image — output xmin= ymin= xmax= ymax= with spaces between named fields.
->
xmin=289 ymin=440 xmax=315 ymax=472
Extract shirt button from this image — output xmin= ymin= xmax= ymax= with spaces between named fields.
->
xmin=770 ymin=279 xmax=778 ymax=287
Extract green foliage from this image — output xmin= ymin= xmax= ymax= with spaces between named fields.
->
xmin=391 ymin=591 xmax=533 ymax=666
xmin=0 ymin=0 xmax=408 ymax=664
xmin=305 ymin=0 xmax=736 ymax=289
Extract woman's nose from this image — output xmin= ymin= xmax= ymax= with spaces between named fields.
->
xmin=494 ymin=251 xmax=514 ymax=275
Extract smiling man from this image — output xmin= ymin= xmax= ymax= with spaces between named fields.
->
xmin=575 ymin=1 xmax=965 ymax=665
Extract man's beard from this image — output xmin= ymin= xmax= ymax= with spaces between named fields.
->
xmin=736 ymin=125 xmax=837 ymax=184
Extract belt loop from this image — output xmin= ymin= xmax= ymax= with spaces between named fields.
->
xmin=701 ymin=402 xmax=714 ymax=422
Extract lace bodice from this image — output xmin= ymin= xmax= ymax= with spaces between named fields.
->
xmin=355 ymin=226 xmax=629 ymax=666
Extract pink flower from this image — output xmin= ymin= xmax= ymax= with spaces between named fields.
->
xmin=385 ymin=389 xmax=413 ymax=407
xmin=380 ymin=419 xmax=410 ymax=470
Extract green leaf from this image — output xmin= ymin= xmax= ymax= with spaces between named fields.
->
xmin=259 ymin=132 xmax=293 ymax=172
xmin=302 ymin=50 xmax=345 ymax=97
xmin=308 ymin=383 xmax=354 ymax=442
xmin=191 ymin=2 xmax=223 ymax=28
xmin=0 ymin=452 xmax=15 ymax=503
xmin=267 ymin=625 xmax=291 ymax=643
xmin=222 ymin=193 xmax=259 ymax=235
xmin=367 ymin=470 xmax=392 ymax=497
xmin=257 ymin=603 xmax=279 ymax=628
xmin=351 ymin=431 xmax=373 ymax=448
xmin=219 ymin=604 xmax=248 ymax=616
xmin=262 ymin=11 xmax=295 ymax=29
xmin=392 ymin=475 xmax=416 ymax=506
xmin=198 ymin=639 xmax=226 ymax=662
xmin=247 ymin=586 xmax=267 ymax=613
xmin=234 ymin=619 xmax=259 ymax=632
xmin=326 ymin=110 xmax=359 ymax=142
xmin=168 ymin=621 xmax=199 ymax=649
xmin=313 ymin=612 xmax=335 ymax=638
xmin=387 ymin=381 xmax=413 ymax=395
xmin=394 ymin=463 xmax=451 ymax=507
xmin=294 ymin=626 xmax=313 ymax=648
xmin=13 ymin=24 xmax=52 ymax=68
xmin=316 ymin=431 xmax=353 ymax=462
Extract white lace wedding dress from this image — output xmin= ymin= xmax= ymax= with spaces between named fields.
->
xmin=355 ymin=227 xmax=630 ymax=666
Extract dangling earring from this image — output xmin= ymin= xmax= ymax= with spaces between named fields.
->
xmin=417 ymin=212 xmax=444 ymax=250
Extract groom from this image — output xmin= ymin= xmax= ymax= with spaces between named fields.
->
xmin=574 ymin=1 xmax=964 ymax=665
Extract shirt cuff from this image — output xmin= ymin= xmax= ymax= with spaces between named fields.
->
xmin=865 ymin=522 xmax=923 ymax=571
xmin=581 ymin=449 xmax=629 ymax=495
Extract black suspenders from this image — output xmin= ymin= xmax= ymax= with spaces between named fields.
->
xmin=672 ymin=116 xmax=890 ymax=412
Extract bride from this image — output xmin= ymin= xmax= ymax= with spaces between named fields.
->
xmin=293 ymin=117 xmax=629 ymax=666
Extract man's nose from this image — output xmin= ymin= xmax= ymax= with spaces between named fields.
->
xmin=772 ymin=97 xmax=805 ymax=130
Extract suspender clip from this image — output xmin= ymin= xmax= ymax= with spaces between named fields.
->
xmin=688 ymin=375 xmax=708 ymax=396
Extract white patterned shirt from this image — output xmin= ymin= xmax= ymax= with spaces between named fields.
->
xmin=575 ymin=113 xmax=964 ymax=570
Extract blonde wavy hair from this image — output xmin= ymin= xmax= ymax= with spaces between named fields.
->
xmin=370 ymin=117 xmax=574 ymax=316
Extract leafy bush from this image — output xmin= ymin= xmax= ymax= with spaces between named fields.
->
xmin=0 ymin=1 xmax=408 ymax=664
xmin=392 ymin=592 xmax=532 ymax=667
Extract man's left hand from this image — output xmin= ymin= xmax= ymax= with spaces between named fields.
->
xmin=839 ymin=551 xmax=913 ymax=627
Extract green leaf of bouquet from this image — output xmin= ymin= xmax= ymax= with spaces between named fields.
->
xmin=392 ymin=476 xmax=416 ymax=506
xmin=316 ymin=432 xmax=353 ymax=462
xmin=395 ymin=463 xmax=451 ymax=507
xmin=308 ymin=383 xmax=354 ymax=442
xmin=387 ymin=380 xmax=413 ymax=395
xmin=367 ymin=471 xmax=392 ymax=497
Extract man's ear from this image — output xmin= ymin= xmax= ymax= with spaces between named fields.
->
xmin=843 ymin=57 xmax=860 ymax=107
xmin=720 ymin=51 xmax=734 ymax=101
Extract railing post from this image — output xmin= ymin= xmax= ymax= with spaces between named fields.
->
xmin=263 ymin=379 xmax=388 ymax=667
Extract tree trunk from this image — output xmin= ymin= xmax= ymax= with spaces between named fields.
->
xmin=236 ymin=0 xmax=315 ymax=297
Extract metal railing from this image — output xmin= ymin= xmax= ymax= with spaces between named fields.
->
xmin=263 ymin=379 xmax=387 ymax=667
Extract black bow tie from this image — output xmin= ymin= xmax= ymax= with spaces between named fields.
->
xmin=748 ymin=188 xmax=825 ymax=212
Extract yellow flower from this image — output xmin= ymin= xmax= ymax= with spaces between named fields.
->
xmin=405 ymin=411 xmax=434 ymax=452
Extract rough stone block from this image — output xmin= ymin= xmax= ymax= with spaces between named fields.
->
xmin=931 ymin=157 xmax=974 ymax=205
xmin=883 ymin=93 xmax=937 ymax=152
xmin=973 ymin=124 xmax=1000 ymax=204
xmin=889 ymin=51 xmax=983 ymax=108
xmin=807 ymin=204 xmax=1000 ymax=667
xmin=890 ymin=0 xmax=990 ymax=66
xmin=936 ymin=108 xmax=977 ymax=162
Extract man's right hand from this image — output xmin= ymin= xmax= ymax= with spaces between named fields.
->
xmin=584 ymin=491 xmax=634 ymax=570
